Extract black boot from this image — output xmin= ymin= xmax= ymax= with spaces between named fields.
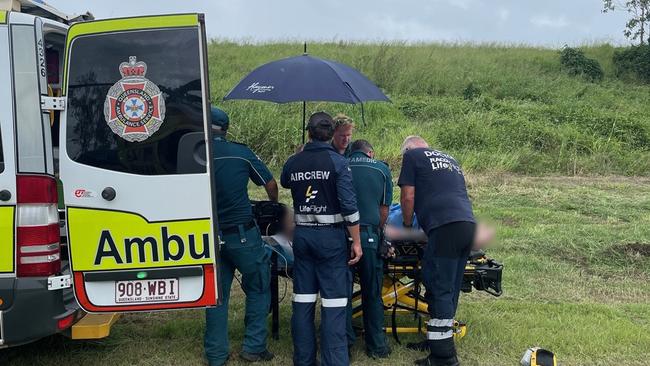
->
xmin=414 ymin=354 xmax=459 ymax=366
xmin=406 ymin=340 xmax=429 ymax=352
xmin=414 ymin=338 xmax=459 ymax=366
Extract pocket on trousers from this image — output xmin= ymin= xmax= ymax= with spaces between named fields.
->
xmin=362 ymin=232 xmax=380 ymax=251
xmin=320 ymin=231 xmax=347 ymax=252
xmin=242 ymin=255 xmax=271 ymax=295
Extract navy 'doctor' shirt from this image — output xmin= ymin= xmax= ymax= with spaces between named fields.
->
xmin=397 ymin=148 xmax=474 ymax=234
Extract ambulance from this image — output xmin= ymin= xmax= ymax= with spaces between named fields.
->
xmin=1 ymin=0 xmax=221 ymax=347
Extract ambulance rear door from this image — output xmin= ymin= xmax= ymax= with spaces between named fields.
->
xmin=59 ymin=14 xmax=220 ymax=312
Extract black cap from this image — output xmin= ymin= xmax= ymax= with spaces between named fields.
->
xmin=306 ymin=112 xmax=335 ymax=141
xmin=307 ymin=112 xmax=334 ymax=130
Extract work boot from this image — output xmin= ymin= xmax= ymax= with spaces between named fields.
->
xmin=415 ymin=337 xmax=459 ymax=366
xmin=414 ymin=354 xmax=460 ymax=366
xmin=406 ymin=339 xmax=429 ymax=352
xmin=207 ymin=355 xmax=229 ymax=366
xmin=239 ymin=349 xmax=275 ymax=362
xmin=366 ymin=347 xmax=392 ymax=359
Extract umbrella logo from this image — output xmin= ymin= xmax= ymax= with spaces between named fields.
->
xmin=246 ymin=82 xmax=274 ymax=94
xmin=103 ymin=56 xmax=166 ymax=143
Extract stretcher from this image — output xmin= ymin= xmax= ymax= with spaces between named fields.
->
xmin=349 ymin=235 xmax=503 ymax=342
xmin=253 ymin=201 xmax=503 ymax=341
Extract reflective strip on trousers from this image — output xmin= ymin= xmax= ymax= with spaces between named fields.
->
xmin=294 ymin=213 xmax=343 ymax=225
xmin=428 ymin=318 xmax=454 ymax=327
xmin=293 ymin=293 xmax=318 ymax=303
xmin=427 ymin=329 xmax=454 ymax=340
xmin=321 ymin=297 xmax=348 ymax=307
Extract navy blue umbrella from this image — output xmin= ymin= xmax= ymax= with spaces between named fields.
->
xmin=224 ymin=52 xmax=389 ymax=142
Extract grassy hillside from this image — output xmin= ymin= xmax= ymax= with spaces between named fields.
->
xmin=208 ymin=42 xmax=650 ymax=175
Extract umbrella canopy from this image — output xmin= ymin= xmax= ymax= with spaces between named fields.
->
xmin=224 ymin=54 xmax=389 ymax=104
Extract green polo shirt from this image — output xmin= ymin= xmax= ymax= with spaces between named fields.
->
xmin=348 ymin=150 xmax=393 ymax=227
xmin=212 ymin=136 xmax=273 ymax=226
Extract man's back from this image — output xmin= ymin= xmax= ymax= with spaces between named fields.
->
xmin=348 ymin=151 xmax=392 ymax=227
xmin=398 ymin=147 xmax=474 ymax=233
xmin=281 ymin=141 xmax=357 ymax=225
xmin=213 ymin=136 xmax=272 ymax=226
xmin=282 ymin=112 xmax=361 ymax=366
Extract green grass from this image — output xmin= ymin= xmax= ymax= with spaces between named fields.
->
xmin=2 ymin=175 xmax=649 ymax=366
xmin=208 ymin=42 xmax=650 ymax=175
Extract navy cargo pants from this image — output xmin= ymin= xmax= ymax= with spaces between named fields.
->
xmin=292 ymin=225 xmax=351 ymax=366
xmin=205 ymin=224 xmax=271 ymax=366
xmin=346 ymin=226 xmax=390 ymax=356
xmin=421 ymin=221 xmax=475 ymax=354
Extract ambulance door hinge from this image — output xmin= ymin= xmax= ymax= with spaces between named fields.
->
xmin=41 ymin=96 xmax=66 ymax=111
xmin=48 ymin=274 xmax=72 ymax=290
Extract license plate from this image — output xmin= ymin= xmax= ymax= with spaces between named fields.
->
xmin=115 ymin=278 xmax=179 ymax=304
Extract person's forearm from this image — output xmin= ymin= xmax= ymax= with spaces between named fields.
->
xmin=265 ymin=179 xmax=279 ymax=202
xmin=379 ymin=205 xmax=389 ymax=228
xmin=400 ymin=186 xmax=415 ymax=226
xmin=347 ymin=224 xmax=360 ymax=244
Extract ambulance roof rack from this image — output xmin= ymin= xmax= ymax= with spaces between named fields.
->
xmin=2 ymin=0 xmax=94 ymax=24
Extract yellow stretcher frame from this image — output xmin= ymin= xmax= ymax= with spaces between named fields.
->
xmin=349 ymin=264 xmax=468 ymax=340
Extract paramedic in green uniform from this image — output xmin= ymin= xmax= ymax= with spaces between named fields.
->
xmin=204 ymin=107 xmax=278 ymax=366
xmin=346 ymin=139 xmax=393 ymax=358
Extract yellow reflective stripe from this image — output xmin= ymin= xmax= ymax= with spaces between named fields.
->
xmin=66 ymin=14 xmax=199 ymax=49
xmin=0 ymin=11 xmax=7 ymax=24
xmin=67 ymin=207 xmax=213 ymax=272
xmin=63 ymin=13 xmax=200 ymax=92
xmin=0 ymin=206 xmax=15 ymax=273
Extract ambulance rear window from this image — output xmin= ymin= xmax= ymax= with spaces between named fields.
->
xmin=65 ymin=28 xmax=205 ymax=176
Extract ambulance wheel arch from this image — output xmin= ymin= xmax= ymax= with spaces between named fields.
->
xmin=60 ymin=14 xmax=221 ymax=312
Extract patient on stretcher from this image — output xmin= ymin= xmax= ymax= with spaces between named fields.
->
xmin=261 ymin=203 xmax=495 ymax=273
xmin=386 ymin=204 xmax=495 ymax=251
xmin=262 ymin=208 xmax=295 ymax=273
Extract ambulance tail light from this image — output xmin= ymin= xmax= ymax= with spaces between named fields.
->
xmin=16 ymin=175 xmax=61 ymax=277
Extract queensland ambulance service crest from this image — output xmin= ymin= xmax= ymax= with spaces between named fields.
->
xmin=103 ymin=56 xmax=166 ymax=142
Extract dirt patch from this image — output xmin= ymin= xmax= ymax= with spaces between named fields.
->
xmin=500 ymin=216 xmax=520 ymax=227
xmin=616 ymin=242 xmax=650 ymax=258
xmin=599 ymin=242 xmax=650 ymax=263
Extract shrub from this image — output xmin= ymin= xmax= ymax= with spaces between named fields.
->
xmin=559 ymin=47 xmax=604 ymax=82
xmin=462 ymin=82 xmax=482 ymax=100
xmin=613 ymin=45 xmax=650 ymax=84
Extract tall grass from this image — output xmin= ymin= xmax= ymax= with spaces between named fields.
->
xmin=207 ymin=42 xmax=650 ymax=175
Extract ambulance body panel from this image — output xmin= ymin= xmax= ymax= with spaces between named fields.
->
xmin=0 ymin=9 xmax=220 ymax=347
xmin=0 ymin=10 xmax=78 ymax=348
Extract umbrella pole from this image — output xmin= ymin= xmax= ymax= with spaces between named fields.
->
xmin=302 ymin=41 xmax=307 ymax=144
xmin=302 ymin=100 xmax=306 ymax=144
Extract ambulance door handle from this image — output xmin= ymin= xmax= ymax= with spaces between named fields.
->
xmin=101 ymin=187 xmax=116 ymax=201
xmin=0 ymin=190 xmax=11 ymax=201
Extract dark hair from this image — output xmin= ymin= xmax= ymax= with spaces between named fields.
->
xmin=307 ymin=112 xmax=334 ymax=141
xmin=351 ymin=139 xmax=373 ymax=153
